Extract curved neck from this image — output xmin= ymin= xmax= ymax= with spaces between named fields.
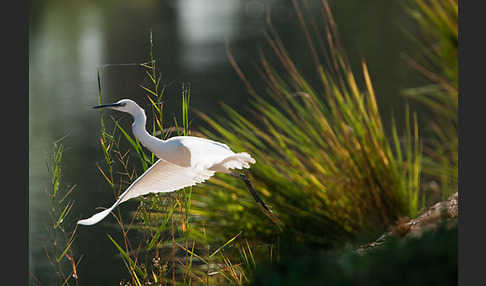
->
xmin=131 ymin=109 xmax=163 ymax=152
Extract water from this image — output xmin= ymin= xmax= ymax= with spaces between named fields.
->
xmin=29 ymin=0 xmax=423 ymax=284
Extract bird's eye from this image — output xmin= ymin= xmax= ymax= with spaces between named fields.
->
xmin=120 ymin=102 xmax=127 ymax=107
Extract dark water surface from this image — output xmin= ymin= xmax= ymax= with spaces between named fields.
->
xmin=29 ymin=0 xmax=423 ymax=284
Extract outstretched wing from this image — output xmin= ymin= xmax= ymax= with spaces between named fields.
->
xmin=77 ymin=158 xmax=215 ymax=226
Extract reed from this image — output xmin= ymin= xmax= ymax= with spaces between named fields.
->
xmin=40 ymin=139 xmax=82 ymax=286
xmin=94 ymin=32 xmax=252 ymax=286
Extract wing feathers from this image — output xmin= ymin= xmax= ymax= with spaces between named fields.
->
xmin=77 ymin=159 xmax=214 ymax=226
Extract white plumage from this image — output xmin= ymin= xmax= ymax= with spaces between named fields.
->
xmin=77 ymin=99 xmax=256 ymax=226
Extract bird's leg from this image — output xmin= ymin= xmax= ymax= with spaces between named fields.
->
xmin=230 ymin=172 xmax=284 ymax=230
xmin=230 ymin=172 xmax=271 ymax=213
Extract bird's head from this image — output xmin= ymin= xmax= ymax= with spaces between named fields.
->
xmin=93 ymin=99 xmax=143 ymax=116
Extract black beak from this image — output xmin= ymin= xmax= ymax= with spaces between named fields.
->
xmin=93 ymin=103 xmax=122 ymax=109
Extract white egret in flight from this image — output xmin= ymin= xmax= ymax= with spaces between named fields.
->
xmin=77 ymin=99 xmax=271 ymax=226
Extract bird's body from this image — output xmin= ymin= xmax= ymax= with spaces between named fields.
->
xmin=77 ymin=99 xmax=260 ymax=226
xmin=146 ymin=135 xmax=252 ymax=172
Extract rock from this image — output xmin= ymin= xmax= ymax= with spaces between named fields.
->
xmin=356 ymin=192 xmax=458 ymax=253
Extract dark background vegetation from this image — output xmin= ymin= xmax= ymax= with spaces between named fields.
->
xmin=250 ymin=224 xmax=457 ymax=286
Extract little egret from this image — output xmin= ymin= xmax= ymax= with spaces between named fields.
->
xmin=77 ymin=99 xmax=271 ymax=226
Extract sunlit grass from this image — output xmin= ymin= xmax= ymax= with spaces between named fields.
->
xmin=192 ymin=0 xmax=423 ymax=247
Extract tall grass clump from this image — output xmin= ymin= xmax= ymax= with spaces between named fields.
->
xmin=192 ymin=0 xmax=422 ymax=247
xmin=403 ymin=0 xmax=457 ymax=200
xmin=38 ymin=139 xmax=81 ymax=286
